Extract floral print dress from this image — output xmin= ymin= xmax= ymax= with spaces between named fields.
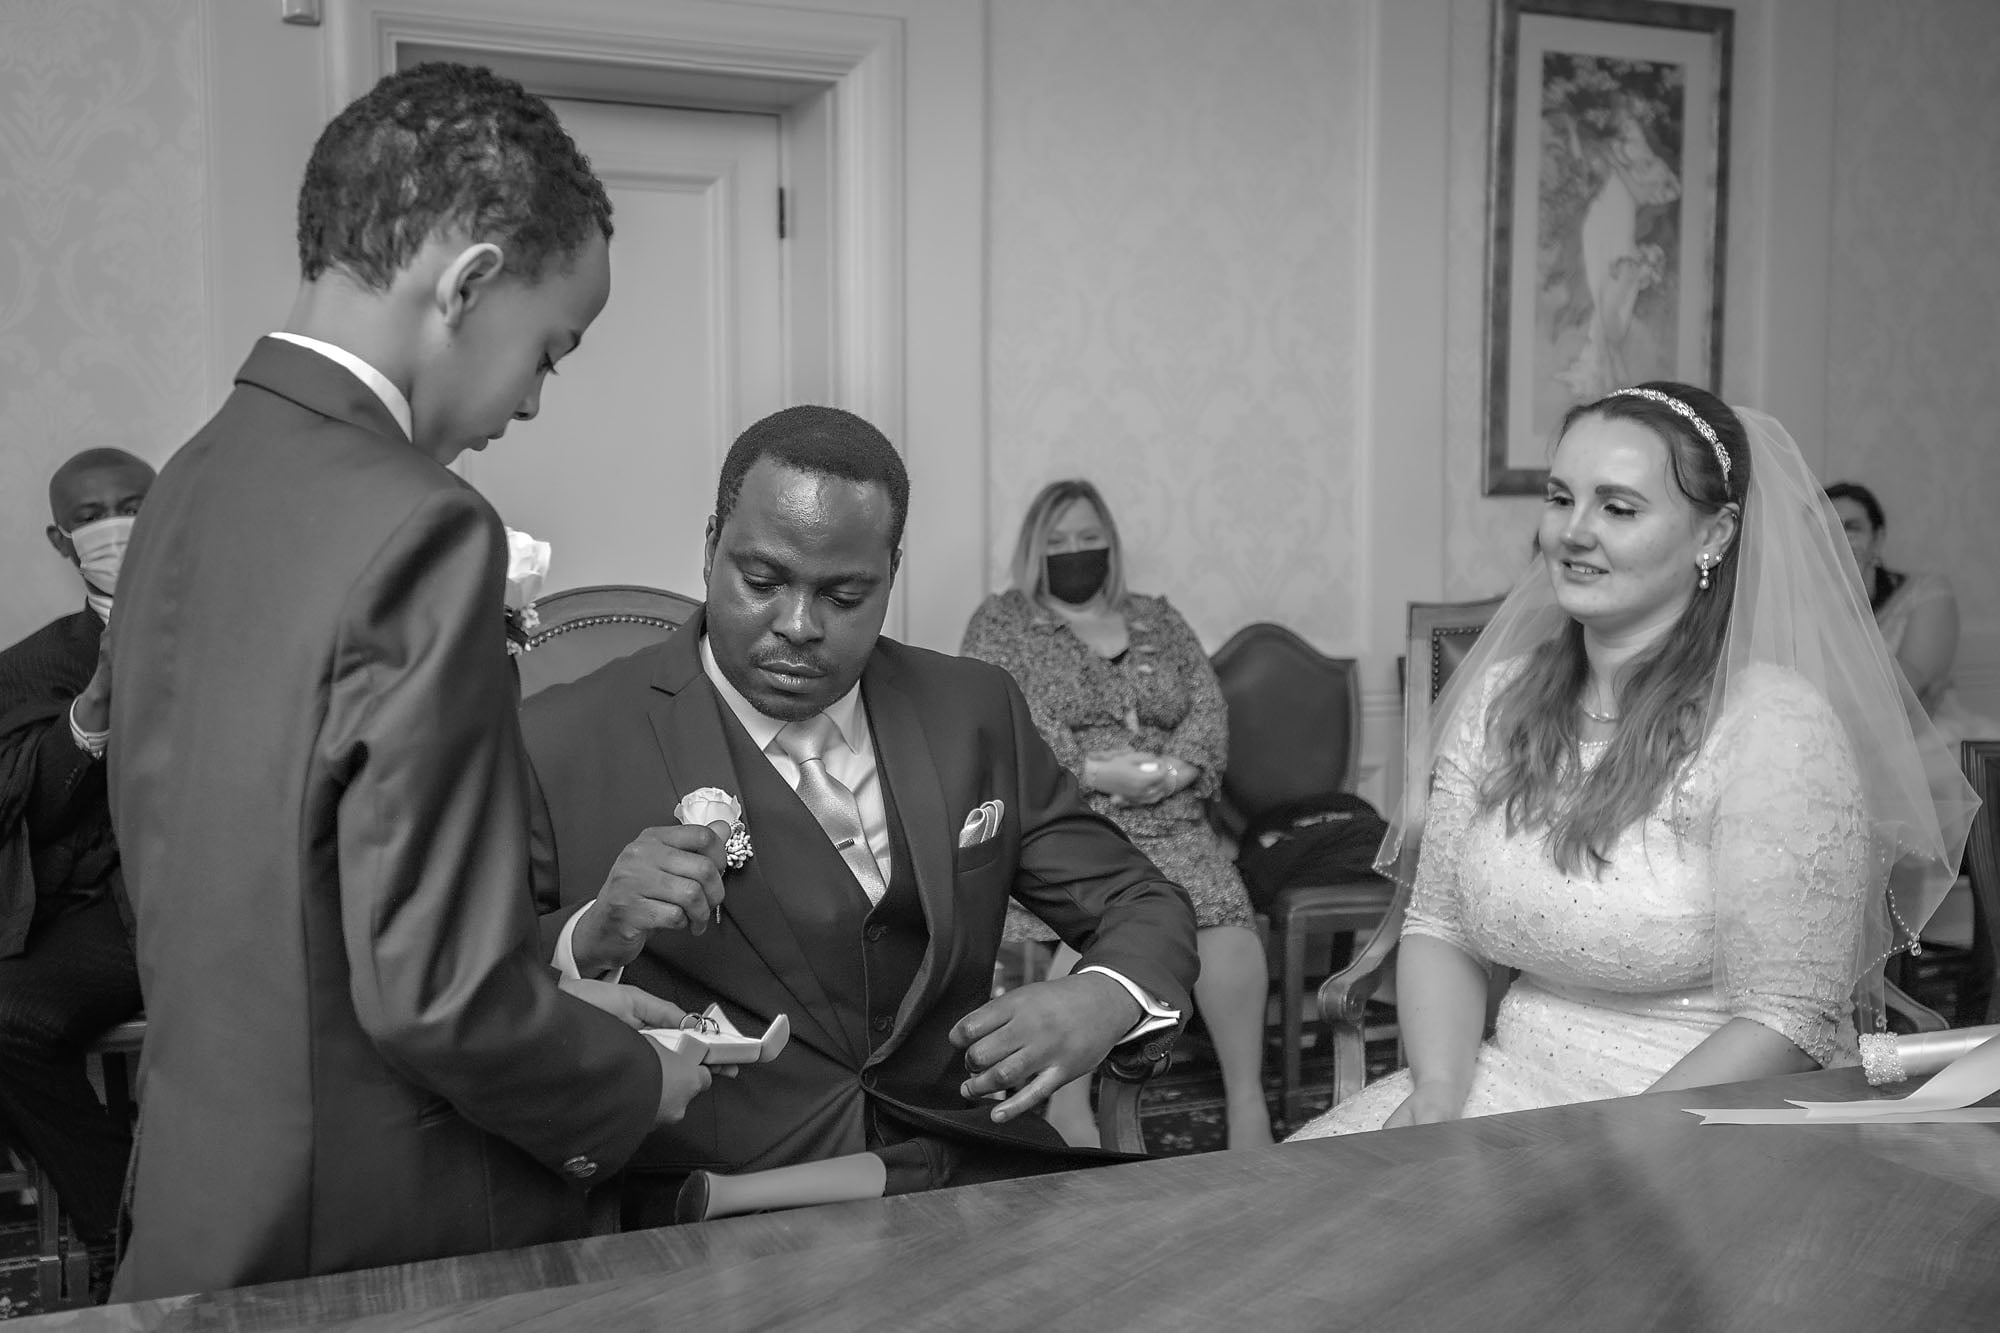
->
xmin=960 ymin=589 xmax=1254 ymax=937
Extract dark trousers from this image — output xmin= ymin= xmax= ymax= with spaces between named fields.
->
xmin=0 ymin=895 xmax=141 ymax=1240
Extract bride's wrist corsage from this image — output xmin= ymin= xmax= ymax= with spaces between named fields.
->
xmin=676 ymin=787 xmax=753 ymax=870
xmin=503 ymin=527 xmax=550 ymax=655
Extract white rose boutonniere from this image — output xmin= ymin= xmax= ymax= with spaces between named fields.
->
xmin=502 ymin=527 xmax=550 ymax=653
xmin=676 ymin=787 xmax=753 ymax=869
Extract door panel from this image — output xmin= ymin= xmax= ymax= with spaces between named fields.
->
xmin=462 ymin=100 xmax=783 ymax=600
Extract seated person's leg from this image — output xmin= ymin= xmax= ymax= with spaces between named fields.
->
xmin=0 ymin=895 xmax=142 ymax=1242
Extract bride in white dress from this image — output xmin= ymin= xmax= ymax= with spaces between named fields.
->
xmin=1291 ymin=383 xmax=1977 ymax=1140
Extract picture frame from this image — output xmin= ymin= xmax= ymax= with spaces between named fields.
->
xmin=1482 ymin=0 xmax=1733 ymax=495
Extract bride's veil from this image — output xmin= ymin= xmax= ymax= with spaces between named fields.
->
xmin=1374 ymin=404 xmax=1979 ymax=1028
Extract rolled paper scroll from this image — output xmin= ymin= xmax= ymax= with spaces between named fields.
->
xmin=676 ymin=1152 xmax=890 ymax=1224
xmin=1860 ymin=1024 xmax=2000 ymax=1086
xmin=674 ymin=1140 xmax=941 ymax=1223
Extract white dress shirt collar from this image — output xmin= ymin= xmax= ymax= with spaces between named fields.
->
xmin=699 ymin=635 xmax=868 ymax=757
xmin=267 ymin=332 xmax=413 ymax=441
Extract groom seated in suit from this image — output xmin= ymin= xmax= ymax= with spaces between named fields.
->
xmin=525 ymin=405 xmax=1200 ymax=1226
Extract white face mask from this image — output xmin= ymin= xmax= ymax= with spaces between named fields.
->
xmin=64 ymin=514 xmax=135 ymax=598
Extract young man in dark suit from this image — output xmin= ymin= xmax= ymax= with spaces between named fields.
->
xmin=524 ymin=406 xmax=1200 ymax=1225
xmin=0 ymin=449 xmax=152 ymax=1278
xmin=107 ymin=64 xmax=713 ymax=1300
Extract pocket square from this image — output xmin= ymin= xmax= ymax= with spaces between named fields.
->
xmin=958 ymin=799 xmax=1004 ymax=848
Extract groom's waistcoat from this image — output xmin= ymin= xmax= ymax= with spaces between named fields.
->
xmin=718 ymin=709 xmax=927 ymax=1068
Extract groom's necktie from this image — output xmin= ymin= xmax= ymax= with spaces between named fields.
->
xmin=774 ymin=713 xmax=887 ymax=905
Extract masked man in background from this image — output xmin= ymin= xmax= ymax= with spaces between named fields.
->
xmin=0 ymin=447 xmax=153 ymax=1277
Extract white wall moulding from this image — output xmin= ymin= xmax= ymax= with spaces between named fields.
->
xmin=1355 ymin=686 xmax=1406 ymax=813
xmin=1359 ymin=0 xmax=1451 ymax=683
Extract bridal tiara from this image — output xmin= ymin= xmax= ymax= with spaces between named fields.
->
xmin=1606 ymin=387 xmax=1732 ymax=484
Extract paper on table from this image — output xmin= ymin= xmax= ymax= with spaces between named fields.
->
xmin=1685 ymin=1107 xmax=2000 ymax=1125
xmin=1789 ymin=1032 xmax=2000 ymax=1119
xmin=1685 ymin=1030 xmax=2000 ymax=1126
xmin=644 ymin=1004 xmax=790 ymax=1065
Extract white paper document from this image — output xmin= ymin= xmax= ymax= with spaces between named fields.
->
xmin=1787 ymin=1032 xmax=2000 ymax=1118
xmin=1686 ymin=1107 xmax=2000 ymax=1125
xmin=1687 ymin=1031 xmax=2000 ymax=1126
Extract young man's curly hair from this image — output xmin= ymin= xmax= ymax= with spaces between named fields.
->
xmin=296 ymin=62 xmax=613 ymax=289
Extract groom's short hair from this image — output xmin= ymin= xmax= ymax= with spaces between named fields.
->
xmin=295 ymin=62 xmax=612 ymax=290
xmin=715 ymin=406 xmax=910 ymax=553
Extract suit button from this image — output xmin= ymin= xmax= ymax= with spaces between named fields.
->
xmin=864 ymin=924 xmax=886 ymax=942
xmin=871 ymin=1015 xmax=891 ymax=1033
xmin=562 ymin=1155 xmax=598 ymax=1180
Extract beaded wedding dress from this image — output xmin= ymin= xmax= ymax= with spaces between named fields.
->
xmin=1289 ymin=659 xmax=1871 ymax=1139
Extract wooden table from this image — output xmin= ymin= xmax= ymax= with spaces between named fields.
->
xmin=27 ymin=1067 xmax=2000 ymax=1332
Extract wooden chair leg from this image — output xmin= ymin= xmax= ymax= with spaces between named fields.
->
xmin=1094 ymin=1069 xmax=1147 ymax=1155
xmin=100 ymin=1050 xmax=133 ymax=1125
xmin=1281 ymin=914 xmax=1307 ymax=1126
xmin=1330 ymin=1018 xmax=1368 ymax=1107
xmin=60 ymin=1233 xmax=90 ymax=1309
xmin=32 ymin=1157 xmax=65 ymax=1310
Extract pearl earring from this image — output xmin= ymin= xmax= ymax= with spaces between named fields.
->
xmin=1697 ymin=553 xmax=1713 ymax=591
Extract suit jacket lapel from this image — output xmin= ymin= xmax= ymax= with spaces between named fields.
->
xmin=861 ymin=658 xmax=958 ymax=1066
xmin=644 ymin=617 xmax=858 ymax=1064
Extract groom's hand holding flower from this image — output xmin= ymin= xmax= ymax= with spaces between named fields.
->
xmin=573 ymin=829 xmax=727 ymax=976
xmin=570 ymin=789 xmax=746 ymax=977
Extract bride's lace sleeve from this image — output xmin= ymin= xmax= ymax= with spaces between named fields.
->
xmin=1708 ymin=668 xmax=1872 ymax=1067
xmin=1401 ymin=665 xmax=1500 ymax=965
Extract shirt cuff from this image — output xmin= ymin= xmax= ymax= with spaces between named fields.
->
xmin=553 ymin=901 xmax=624 ymax=984
xmin=68 ymin=697 xmax=109 ymax=760
xmin=1077 ymin=965 xmax=1180 ymax=1043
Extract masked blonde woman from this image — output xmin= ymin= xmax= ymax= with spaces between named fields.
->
xmin=963 ymin=480 xmax=1272 ymax=1149
xmin=1290 ymin=384 xmax=1977 ymax=1139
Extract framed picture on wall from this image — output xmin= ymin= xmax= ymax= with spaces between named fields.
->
xmin=1482 ymin=0 xmax=1733 ymax=495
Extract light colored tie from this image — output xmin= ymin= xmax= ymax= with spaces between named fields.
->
xmin=774 ymin=713 xmax=887 ymax=905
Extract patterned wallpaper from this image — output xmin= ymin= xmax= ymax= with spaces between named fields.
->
xmin=0 ymin=0 xmax=209 ymax=650
xmin=984 ymin=0 xmax=1367 ymax=652
xmin=1822 ymin=0 xmax=2000 ymax=689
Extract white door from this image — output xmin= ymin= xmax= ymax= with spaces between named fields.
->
xmin=461 ymin=100 xmax=785 ymax=599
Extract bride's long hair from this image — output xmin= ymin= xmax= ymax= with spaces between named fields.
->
xmin=1478 ymin=382 xmax=1749 ymax=877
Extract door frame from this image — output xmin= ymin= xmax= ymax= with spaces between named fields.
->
xmin=206 ymin=0 xmax=986 ymax=648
